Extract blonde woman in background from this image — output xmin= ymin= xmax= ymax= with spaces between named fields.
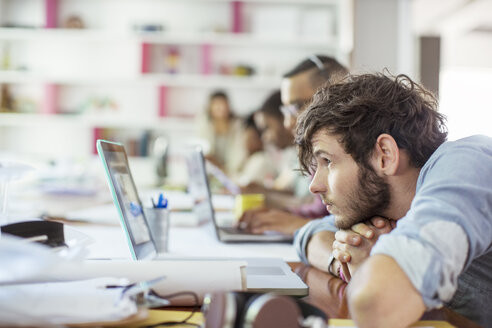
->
xmin=196 ymin=91 xmax=246 ymax=177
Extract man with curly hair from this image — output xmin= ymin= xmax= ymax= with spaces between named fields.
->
xmin=294 ymin=72 xmax=492 ymax=327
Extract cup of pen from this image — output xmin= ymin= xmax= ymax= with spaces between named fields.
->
xmin=145 ymin=196 xmax=170 ymax=253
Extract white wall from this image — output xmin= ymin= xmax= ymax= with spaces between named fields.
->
xmin=439 ymin=33 xmax=492 ymax=140
xmin=352 ymin=0 xmax=415 ymax=77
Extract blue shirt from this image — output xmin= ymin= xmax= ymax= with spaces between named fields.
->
xmin=293 ymin=135 xmax=492 ymax=326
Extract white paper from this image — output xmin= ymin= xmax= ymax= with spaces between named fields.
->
xmin=0 ymin=161 xmax=34 ymax=182
xmin=0 ymin=234 xmax=64 ymax=284
xmin=38 ymin=259 xmax=247 ymax=305
xmin=0 ymin=278 xmax=137 ymax=326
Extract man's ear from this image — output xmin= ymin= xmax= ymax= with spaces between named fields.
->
xmin=372 ymin=134 xmax=400 ymax=176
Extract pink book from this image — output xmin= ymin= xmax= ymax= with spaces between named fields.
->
xmin=42 ymin=84 xmax=58 ymax=114
xmin=231 ymin=1 xmax=243 ymax=33
xmin=141 ymin=43 xmax=151 ymax=74
xmin=201 ymin=44 xmax=212 ymax=75
xmin=92 ymin=128 xmax=103 ymax=154
xmin=158 ymin=85 xmax=167 ymax=117
xmin=45 ymin=0 xmax=58 ymax=28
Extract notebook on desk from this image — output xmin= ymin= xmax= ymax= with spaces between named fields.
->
xmin=185 ymin=146 xmax=293 ymax=243
xmin=96 ymin=140 xmax=308 ymax=296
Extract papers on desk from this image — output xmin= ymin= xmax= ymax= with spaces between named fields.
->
xmin=40 ymin=259 xmax=247 ymax=305
xmin=0 ymin=226 xmax=245 ymax=325
xmin=1 ymin=235 xmax=246 ymax=306
xmin=0 ymin=235 xmax=140 ymax=326
xmin=0 ymin=234 xmax=66 ymax=284
xmin=0 ymin=278 xmax=138 ymax=326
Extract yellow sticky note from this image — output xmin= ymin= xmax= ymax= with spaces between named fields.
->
xmin=234 ymin=193 xmax=265 ymax=219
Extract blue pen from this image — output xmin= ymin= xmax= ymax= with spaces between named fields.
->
xmin=157 ymin=193 xmax=168 ymax=208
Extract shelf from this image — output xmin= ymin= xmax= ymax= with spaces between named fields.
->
xmin=141 ymin=73 xmax=281 ymax=88
xmin=137 ymin=31 xmax=338 ymax=48
xmin=84 ymin=115 xmax=195 ymax=130
xmin=0 ymin=113 xmax=194 ymax=130
xmin=0 ymin=113 xmax=79 ymax=127
xmin=0 ymin=28 xmax=337 ymax=48
xmin=0 ymin=70 xmax=135 ymax=85
xmin=0 ymin=71 xmax=281 ymax=88
xmin=0 ymin=0 xmax=349 ymax=158
xmin=0 ymin=28 xmax=134 ymax=42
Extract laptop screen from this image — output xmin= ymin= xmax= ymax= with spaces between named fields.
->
xmin=97 ymin=140 xmax=156 ymax=260
xmin=185 ymin=147 xmax=215 ymax=225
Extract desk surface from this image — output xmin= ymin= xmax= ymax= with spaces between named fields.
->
xmin=72 ymin=220 xmax=300 ymax=261
xmin=117 ymin=263 xmax=482 ymax=328
xmin=7 ymin=190 xmax=482 ymax=327
xmin=291 ymin=263 xmax=482 ymax=328
xmin=55 ymin=221 xmax=483 ymax=327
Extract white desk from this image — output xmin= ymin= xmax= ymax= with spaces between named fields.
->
xmin=9 ymin=187 xmax=300 ymax=262
xmin=74 ymin=220 xmax=300 ymax=262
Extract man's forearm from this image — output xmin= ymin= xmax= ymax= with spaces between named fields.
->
xmin=347 ymin=254 xmax=425 ymax=328
xmin=306 ymin=230 xmax=336 ymax=272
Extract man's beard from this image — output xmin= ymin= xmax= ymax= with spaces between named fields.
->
xmin=334 ymin=165 xmax=391 ymax=230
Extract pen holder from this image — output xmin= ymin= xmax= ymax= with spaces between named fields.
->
xmin=144 ymin=207 xmax=170 ymax=253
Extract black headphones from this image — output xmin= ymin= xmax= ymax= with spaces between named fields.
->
xmin=202 ymin=291 xmax=327 ymax=328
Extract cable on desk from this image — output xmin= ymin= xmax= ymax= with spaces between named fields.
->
xmin=142 ymin=291 xmax=201 ymax=328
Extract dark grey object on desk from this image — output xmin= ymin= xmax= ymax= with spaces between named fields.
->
xmin=1 ymin=220 xmax=67 ymax=248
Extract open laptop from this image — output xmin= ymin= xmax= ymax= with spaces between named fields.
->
xmin=96 ymin=140 xmax=308 ymax=296
xmin=185 ymin=146 xmax=293 ymax=243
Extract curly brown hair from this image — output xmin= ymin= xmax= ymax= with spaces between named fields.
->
xmin=296 ymin=73 xmax=448 ymax=174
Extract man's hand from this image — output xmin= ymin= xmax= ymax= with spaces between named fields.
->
xmin=238 ymin=208 xmax=307 ymax=235
xmin=332 ymin=217 xmax=394 ymax=281
xmin=305 ymin=220 xmax=382 ymax=275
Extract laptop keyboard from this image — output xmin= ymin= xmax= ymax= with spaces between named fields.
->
xmin=220 ymin=226 xmax=252 ymax=235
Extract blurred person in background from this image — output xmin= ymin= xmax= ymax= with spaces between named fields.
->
xmin=196 ymin=90 xmax=246 ymax=177
xmin=232 ymin=112 xmax=277 ymax=188
xmin=252 ymin=90 xmax=296 ymax=193
xmin=239 ymin=55 xmax=349 ymax=236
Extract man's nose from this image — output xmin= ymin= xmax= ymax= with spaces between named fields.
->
xmin=309 ymin=169 xmax=327 ymax=195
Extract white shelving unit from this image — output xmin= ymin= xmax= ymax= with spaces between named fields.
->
xmin=0 ymin=0 xmax=352 ymax=158
xmin=0 ymin=28 xmax=338 ymax=47
xmin=0 ymin=112 xmax=194 ymax=130
xmin=0 ymin=70 xmax=282 ymax=88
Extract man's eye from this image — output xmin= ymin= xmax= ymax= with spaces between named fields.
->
xmin=322 ymin=158 xmax=331 ymax=166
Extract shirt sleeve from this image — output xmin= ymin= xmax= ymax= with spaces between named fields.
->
xmin=293 ymin=215 xmax=338 ymax=264
xmin=371 ymin=137 xmax=492 ymax=309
